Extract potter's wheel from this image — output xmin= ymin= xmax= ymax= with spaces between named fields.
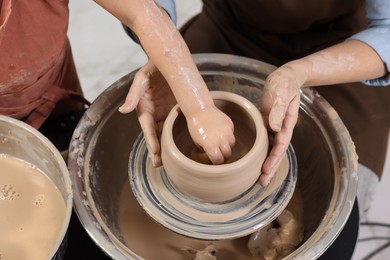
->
xmin=129 ymin=133 xmax=297 ymax=240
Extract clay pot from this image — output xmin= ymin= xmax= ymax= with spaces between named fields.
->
xmin=160 ymin=91 xmax=269 ymax=203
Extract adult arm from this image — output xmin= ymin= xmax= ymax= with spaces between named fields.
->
xmin=260 ymin=0 xmax=390 ymax=186
xmin=349 ymin=0 xmax=390 ymax=85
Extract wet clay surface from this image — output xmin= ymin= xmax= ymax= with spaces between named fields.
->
xmin=0 ymin=154 xmax=66 ymax=260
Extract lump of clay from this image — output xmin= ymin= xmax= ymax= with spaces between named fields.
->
xmin=182 ymin=243 xmax=218 ymax=260
xmin=247 ymin=209 xmax=304 ymax=260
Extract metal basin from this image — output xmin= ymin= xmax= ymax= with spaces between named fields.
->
xmin=0 ymin=115 xmax=72 ymax=259
xmin=68 ymin=54 xmax=358 ymax=259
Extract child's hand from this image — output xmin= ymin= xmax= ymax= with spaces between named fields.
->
xmin=186 ymin=106 xmax=235 ymax=165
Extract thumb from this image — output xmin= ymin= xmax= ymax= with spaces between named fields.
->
xmin=119 ymin=67 xmax=151 ymax=114
xmin=268 ymin=98 xmax=287 ymax=132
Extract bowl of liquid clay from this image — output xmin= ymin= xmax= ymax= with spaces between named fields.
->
xmin=0 ymin=115 xmax=72 ymax=260
xmin=128 ymin=90 xmax=297 ymax=240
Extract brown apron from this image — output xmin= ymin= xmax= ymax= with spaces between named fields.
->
xmin=181 ymin=0 xmax=390 ymax=177
xmin=0 ymin=0 xmax=86 ymax=129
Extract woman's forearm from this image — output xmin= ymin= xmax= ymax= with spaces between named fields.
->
xmin=93 ymin=0 xmax=215 ymax=116
xmin=286 ymin=39 xmax=387 ymax=88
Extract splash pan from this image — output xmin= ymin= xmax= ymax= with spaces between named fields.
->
xmin=129 ymin=133 xmax=297 ymax=240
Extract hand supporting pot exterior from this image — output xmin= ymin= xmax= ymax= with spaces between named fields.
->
xmin=260 ymin=38 xmax=388 ymax=186
xmin=260 ymin=63 xmax=304 ymax=186
xmin=119 ymin=60 xmax=176 ymax=167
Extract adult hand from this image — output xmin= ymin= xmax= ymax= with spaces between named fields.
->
xmin=260 ymin=63 xmax=306 ymax=186
xmin=186 ymin=105 xmax=236 ymax=165
xmin=119 ymin=60 xmax=177 ymax=167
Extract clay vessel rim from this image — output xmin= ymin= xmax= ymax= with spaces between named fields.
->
xmin=162 ymin=91 xmax=267 ymax=172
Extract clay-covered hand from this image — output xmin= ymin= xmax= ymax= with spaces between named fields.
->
xmin=260 ymin=63 xmax=306 ymax=186
xmin=186 ymin=107 xmax=235 ymax=165
xmin=118 ymin=60 xmax=177 ymax=167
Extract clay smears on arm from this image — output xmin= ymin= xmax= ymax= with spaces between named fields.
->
xmin=94 ymin=0 xmax=235 ymax=164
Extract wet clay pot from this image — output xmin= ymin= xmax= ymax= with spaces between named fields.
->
xmin=161 ymin=91 xmax=268 ymax=202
